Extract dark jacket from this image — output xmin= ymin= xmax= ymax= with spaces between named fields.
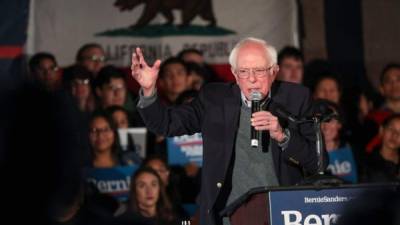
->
xmin=138 ymin=81 xmax=319 ymax=225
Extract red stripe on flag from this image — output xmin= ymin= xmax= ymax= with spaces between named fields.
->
xmin=209 ymin=64 xmax=235 ymax=82
xmin=0 ymin=46 xmax=23 ymax=58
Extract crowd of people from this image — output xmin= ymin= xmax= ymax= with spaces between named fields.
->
xmin=11 ymin=39 xmax=400 ymax=224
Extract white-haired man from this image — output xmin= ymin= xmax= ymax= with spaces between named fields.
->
xmin=131 ymin=37 xmax=319 ymax=225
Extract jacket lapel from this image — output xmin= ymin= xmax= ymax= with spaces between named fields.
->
xmin=222 ymin=84 xmax=241 ymax=172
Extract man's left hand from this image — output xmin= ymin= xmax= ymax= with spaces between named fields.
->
xmin=251 ymin=111 xmax=285 ymax=142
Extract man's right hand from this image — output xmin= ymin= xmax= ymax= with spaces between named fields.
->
xmin=131 ymin=47 xmax=161 ymax=96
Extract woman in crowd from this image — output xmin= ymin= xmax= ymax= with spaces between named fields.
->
xmin=118 ymin=167 xmax=179 ymax=225
xmin=89 ymin=111 xmax=135 ymax=167
xmin=106 ymin=105 xmax=131 ymax=129
xmin=320 ymin=100 xmax=359 ymax=183
xmin=144 ymin=155 xmax=197 ymax=218
xmin=106 ymin=105 xmax=143 ymax=164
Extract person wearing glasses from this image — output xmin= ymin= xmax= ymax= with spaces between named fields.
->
xmin=29 ymin=52 xmax=61 ymax=91
xmin=63 ymin=65 xmax=97 ymax=113
xmin=76 ymin=43 xmax=106 ymax=77
xmin=94 ymin=65 xmax=128 ymax=109
xmin=88 ymin=110 xmax=137 ymax=168
xmin=131 ymin=37 xmax=319 ymax=225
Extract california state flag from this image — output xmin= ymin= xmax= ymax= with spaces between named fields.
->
xmin=28 ymin=0 xmax=298 ymax=81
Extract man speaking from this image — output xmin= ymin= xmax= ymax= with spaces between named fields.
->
xmin=131 ymin=37 xmax=319 ymax=225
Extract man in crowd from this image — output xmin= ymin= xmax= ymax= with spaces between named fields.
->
xmin=29 ymin=52 xmax=62 ymax=91
xmin=277 ymin=46 xmax=304 ymax=84
xmin=76 ymin=43 xmax=106 ymax=77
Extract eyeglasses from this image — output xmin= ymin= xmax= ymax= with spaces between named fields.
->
xmin=235 ymin=65 xmax=274 ymax=79
xmin=90 ymin=127 xmax=112 ymax=135
xmin=73 ymin=79 xmax=90 ymax=85
xmin=83 ymin=55 xmax=106 ymax=63
xmin=37 ymin=65 xmax=59 ymax=75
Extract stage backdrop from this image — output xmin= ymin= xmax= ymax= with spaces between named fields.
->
xmin=27 ymin=0 xmax=299 ymax=73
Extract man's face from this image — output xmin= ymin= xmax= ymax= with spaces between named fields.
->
xmin=232 ymin=43 xmax=278 ymax=100
xmin=97 ymin=78 xmax=127 ymax=108
xmin=35 ymin=58 xmax=61 ymax=90
xmin=80 ymin=47 xmax=106 ymax=75
xmin=161 ymin=63 xmax=188 ymax=95
xmin=314 ymin=78 xmax=340 ymax=104
xmin=381 ymin=118 xmax=400 ymax=151
xmin=380 ymin=68 xmax=400 ymax=101
xmin=277 ymin=57 xmax=303 ymax=84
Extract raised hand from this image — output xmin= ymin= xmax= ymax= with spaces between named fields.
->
xmin=131 ymin=47 xmax=161 ymax=96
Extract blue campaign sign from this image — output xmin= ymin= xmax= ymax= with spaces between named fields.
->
xmin=84 ymin=165 xmax=138 ymax=202
xmin=326 ymin=146 xmax=358 ymax=183
xmin=167 ymin=133 xmax=203 ymax=166
xmin=269 ymin=188 xmax=365 ymax=225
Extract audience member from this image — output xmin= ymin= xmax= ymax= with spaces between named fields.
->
xmin=362 ymin=114 xmax=400 ymax=182
xmin=95 ymin=65 xmax=128 ymax=109
xmin=158 ymin=57 xmax=189 ymax=105
xmin=186 ymin=62 xmax=208 ymax=91
xmin=107 ymin=105 xmax=131 ymax=129
xmin=117 ymin=167 xmax=180 ymax=225
xmin=63 ymin=65 xmax=96 ymax=113
xmin=29 ymin=52 xmax=62 ymax=91
xmin=143 ymin=155 xmax=189 ymax=218
xmin=363 ymin=63 xmax=400 ymax=153
xmin=277 ymin=46 xmax=304 ymax=84
xmin=320 ymin=100 xmax=358 ymax=183
xmin=76 ymin=43 xmax=106 ymax=76
xmin=313 ymin=74 xmax=342 ymax=104
xmin=88 ymin=111 xmax=135 ymax=167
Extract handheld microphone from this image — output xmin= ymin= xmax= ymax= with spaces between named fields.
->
xmin=250 ymin=91 xmax=262 ymax=148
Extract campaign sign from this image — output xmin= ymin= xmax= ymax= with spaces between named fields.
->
xmin=118 ymin=128 xmax=147 ymax=158
xmin=84 ymin=165 xmax=138 ymax=202
xmin=269 ymin=187 xmax=366 ymax=225
xmin=326 ymin=146 xmax=358 ymax=183
xmin=167 ymin=133 xmax=203 ymax=166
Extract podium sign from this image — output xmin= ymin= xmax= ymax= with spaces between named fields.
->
xmin=221 ymin=184 xmax=399 ymax=225
xmin=269 ymin=187 xmax=379 ymax=225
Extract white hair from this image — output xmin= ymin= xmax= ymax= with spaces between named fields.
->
xmin=228 ymin=37 xmax=277 ymax=69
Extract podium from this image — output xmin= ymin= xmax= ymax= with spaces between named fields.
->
xmin=220 ymin=183 xmax=400 ymax=225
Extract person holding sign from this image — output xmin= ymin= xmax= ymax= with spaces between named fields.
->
xmin=131 ymin=37 xmax=320 ymax=225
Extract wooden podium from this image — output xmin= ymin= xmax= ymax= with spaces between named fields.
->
xmin=220 ymin=183 xmax=400 ymax=225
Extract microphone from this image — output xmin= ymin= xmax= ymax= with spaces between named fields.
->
xmin=250 ymin=91 xmax=262 ymax=148
xmin=312 ymin=99 xmax=340 ymax=122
